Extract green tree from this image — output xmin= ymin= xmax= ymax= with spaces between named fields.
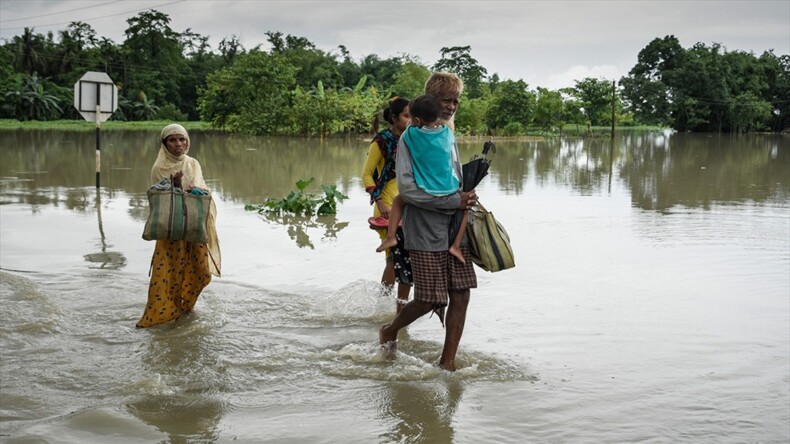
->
xmin=11 ymin=28 xmax=48 ymax=75
xmin=358 ymin=54 xmax=403 ymax=90
xmin=0 ymin=46 xmax=22 ymax=118
xmin=486 ymin=79 xmax=535 ymax=130
xmin=533 ymin=88 xmax=564 ymax=130
xmin=765 ymin=53 xmax=790 ymax=131
xmin=620 ymin=35 xmax=685 ymax=125
xmin=179 ymin=28 xmax=223 ymax=120
xmin=391 ymin=58 xmax=431 ymax=99
xmin=455 ymin=94 xmax=490 ymax=135
xmin=571 ymin=78 xmax=616 ymax=126
xmin=218 ymin=35 xmax=244 ymax=65
xmin=336 ymin=45 xmax=364 ymax=89
xmin=266 ymin=32 xmax=342 ymax=89
xmin=433 ymin=45 xmax=488 ymax=98
xmin=122 ymin=10 xmax=186 ymax=110
xmin=198 ymin=50 xmax=296 ymax=134
xmin=621 ymin=36 xmax=785 ymax=132
xmin=729 ymin=91 xmax=772 ymax=133
xmin=55 ymin=22 xmax=96 ymax=75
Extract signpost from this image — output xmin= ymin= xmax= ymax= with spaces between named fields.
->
xmin=73 ymin=71 xmax=118 ymax=188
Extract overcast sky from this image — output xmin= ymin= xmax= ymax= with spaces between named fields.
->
xmin=1 ymin=0 xmax=788 ymax=89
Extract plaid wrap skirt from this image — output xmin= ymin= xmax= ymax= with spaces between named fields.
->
xmin=410 ymin=246 xmax=477 ymax=324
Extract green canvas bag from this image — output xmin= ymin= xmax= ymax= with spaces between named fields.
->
xmin=467 ymin=203 xmax=515 ymax=272
xmin=142 ymin=188 xmax=211 ymax=244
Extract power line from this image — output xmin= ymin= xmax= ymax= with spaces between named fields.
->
xmin=0 ymin=1 xmax=123 ymax=23
xmin=0 ymin=0 xmax=185 ymax=32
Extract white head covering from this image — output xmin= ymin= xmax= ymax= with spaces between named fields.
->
xmin=151 ymin=123 xmax=207 ymax=189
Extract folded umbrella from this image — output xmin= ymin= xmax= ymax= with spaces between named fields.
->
xmin=461 ymin=140 xmax=495 ymax=191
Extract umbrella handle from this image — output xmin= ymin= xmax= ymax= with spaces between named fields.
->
xmin=483 ymin=141 xmax=495 ymax=155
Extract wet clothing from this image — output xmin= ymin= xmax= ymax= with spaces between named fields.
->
xmin=410 ymin=246 xmax=477 ymax=322
xmin=136 ymin=240 xmax=211 ymax=328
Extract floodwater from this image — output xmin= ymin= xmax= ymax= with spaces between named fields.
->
xmin=0 ymin=129 xmax=788 ymax=443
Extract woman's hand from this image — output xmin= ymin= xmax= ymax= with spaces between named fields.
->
xmin=459 ymin=190 xmax=477 ymax=210
xmin=189 ymin=188 xmax=209 ymax=196
xmin=376 ymin=200 xmax=391 ymax=219
xmin=172 ymin=171 xmax=184 ymax=189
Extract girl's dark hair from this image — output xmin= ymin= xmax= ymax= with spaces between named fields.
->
xmin=408 ymin=95 xmax=441 ymax=123
xmin=383 ymin=97 xmax=410 ymax=124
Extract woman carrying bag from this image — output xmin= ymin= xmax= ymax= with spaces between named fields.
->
xmin=136 ymin=123 xmax=221 ymax=328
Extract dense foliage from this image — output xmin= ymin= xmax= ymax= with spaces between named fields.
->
xmin=1 ymin=11 xmax=787 ymax=134
xmin=619 ymin=36 xmax=789 ymax=132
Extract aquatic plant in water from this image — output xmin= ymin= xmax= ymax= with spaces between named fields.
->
xmin=245 ymin=178 xmax=348 ymax=216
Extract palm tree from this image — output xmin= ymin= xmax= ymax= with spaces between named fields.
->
xmin=13 ymin=28 xmax=47 ymax=74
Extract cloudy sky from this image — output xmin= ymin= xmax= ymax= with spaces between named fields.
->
xmin=1 ymin=0 xmax=788 ymax=89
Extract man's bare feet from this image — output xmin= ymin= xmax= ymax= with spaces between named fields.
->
xmin=449 ymin=246 xmax=466 ymax=264
xmin=379 ymin=324 xmax=398 ymax=358
xmin=376 ymin=236 xmax=398 ymax=253
xmin=379 ymin=324 xmax=397 ymax=345
xmin=439 ymin=361 xmax=456 ymax=372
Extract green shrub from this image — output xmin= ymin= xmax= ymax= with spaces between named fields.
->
xmin=501 ymin=121 xmax=525 ymax=136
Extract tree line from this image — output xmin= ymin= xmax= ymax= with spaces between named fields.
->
xmin=1 ymin=10 xmax=788 ymax=135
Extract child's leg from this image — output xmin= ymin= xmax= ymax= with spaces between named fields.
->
xmin=376 ymin=196 xmax=403 ymax=252
xmin=448 ymin=209 xmax=468 ymax=263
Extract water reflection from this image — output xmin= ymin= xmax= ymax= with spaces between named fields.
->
xmin=83 ymin=193 xmax=127 ymax=269
xmin=376 ymin=380 xmax=464 ymax=444
xmin=0 ymin=129 xmax=787 ymax=213
xmin=255 ymin=212 xmax=349 ymax=249
xmin=127 ymin=321 xmax=228 ymax=442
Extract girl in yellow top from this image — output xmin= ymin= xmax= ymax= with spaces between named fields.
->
xmin=137 ymin=123 xmax=221 ymax=328
xmin=361 ymin=98 xmax=411 ymax=311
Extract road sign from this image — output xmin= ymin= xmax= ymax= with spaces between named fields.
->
xmin=73 ymin=71 xmax=118 ymax=123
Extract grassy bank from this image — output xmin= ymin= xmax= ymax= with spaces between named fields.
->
xmin=0 ymin=119 xmax=212 ymax=132
xmin=0 ymin=119 xmax=667 ymax=138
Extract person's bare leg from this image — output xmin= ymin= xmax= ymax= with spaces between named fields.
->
xmin=396 ymin=282 xmax=410 ymax=314
xmin=439 ymin=289 xmax=470 ymax=371
xmin=448 ymin=210 xmax=468 ymax=264
xmin=379 ymin=299 xmax=432 ymax=346
xmin=376 ymin=197 xmax=403 ymax=252
xmin=381 ymin=260 xmax=395 ymax=287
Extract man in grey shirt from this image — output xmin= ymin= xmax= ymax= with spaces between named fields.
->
xmin=378 ymin=73 xmax=478 ymax=371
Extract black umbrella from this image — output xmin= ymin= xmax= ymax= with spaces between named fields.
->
xmin=461 ymin=140 xmax=495 ymax=191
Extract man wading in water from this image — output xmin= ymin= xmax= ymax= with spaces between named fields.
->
xmin=378 ymin=72 xmax=478 ymax=371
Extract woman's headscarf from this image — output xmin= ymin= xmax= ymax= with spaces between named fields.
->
xmin=151 ymin=123 xmax=221 ymax=276
xmin=151 ymin=123 xmax=207 ymax=189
